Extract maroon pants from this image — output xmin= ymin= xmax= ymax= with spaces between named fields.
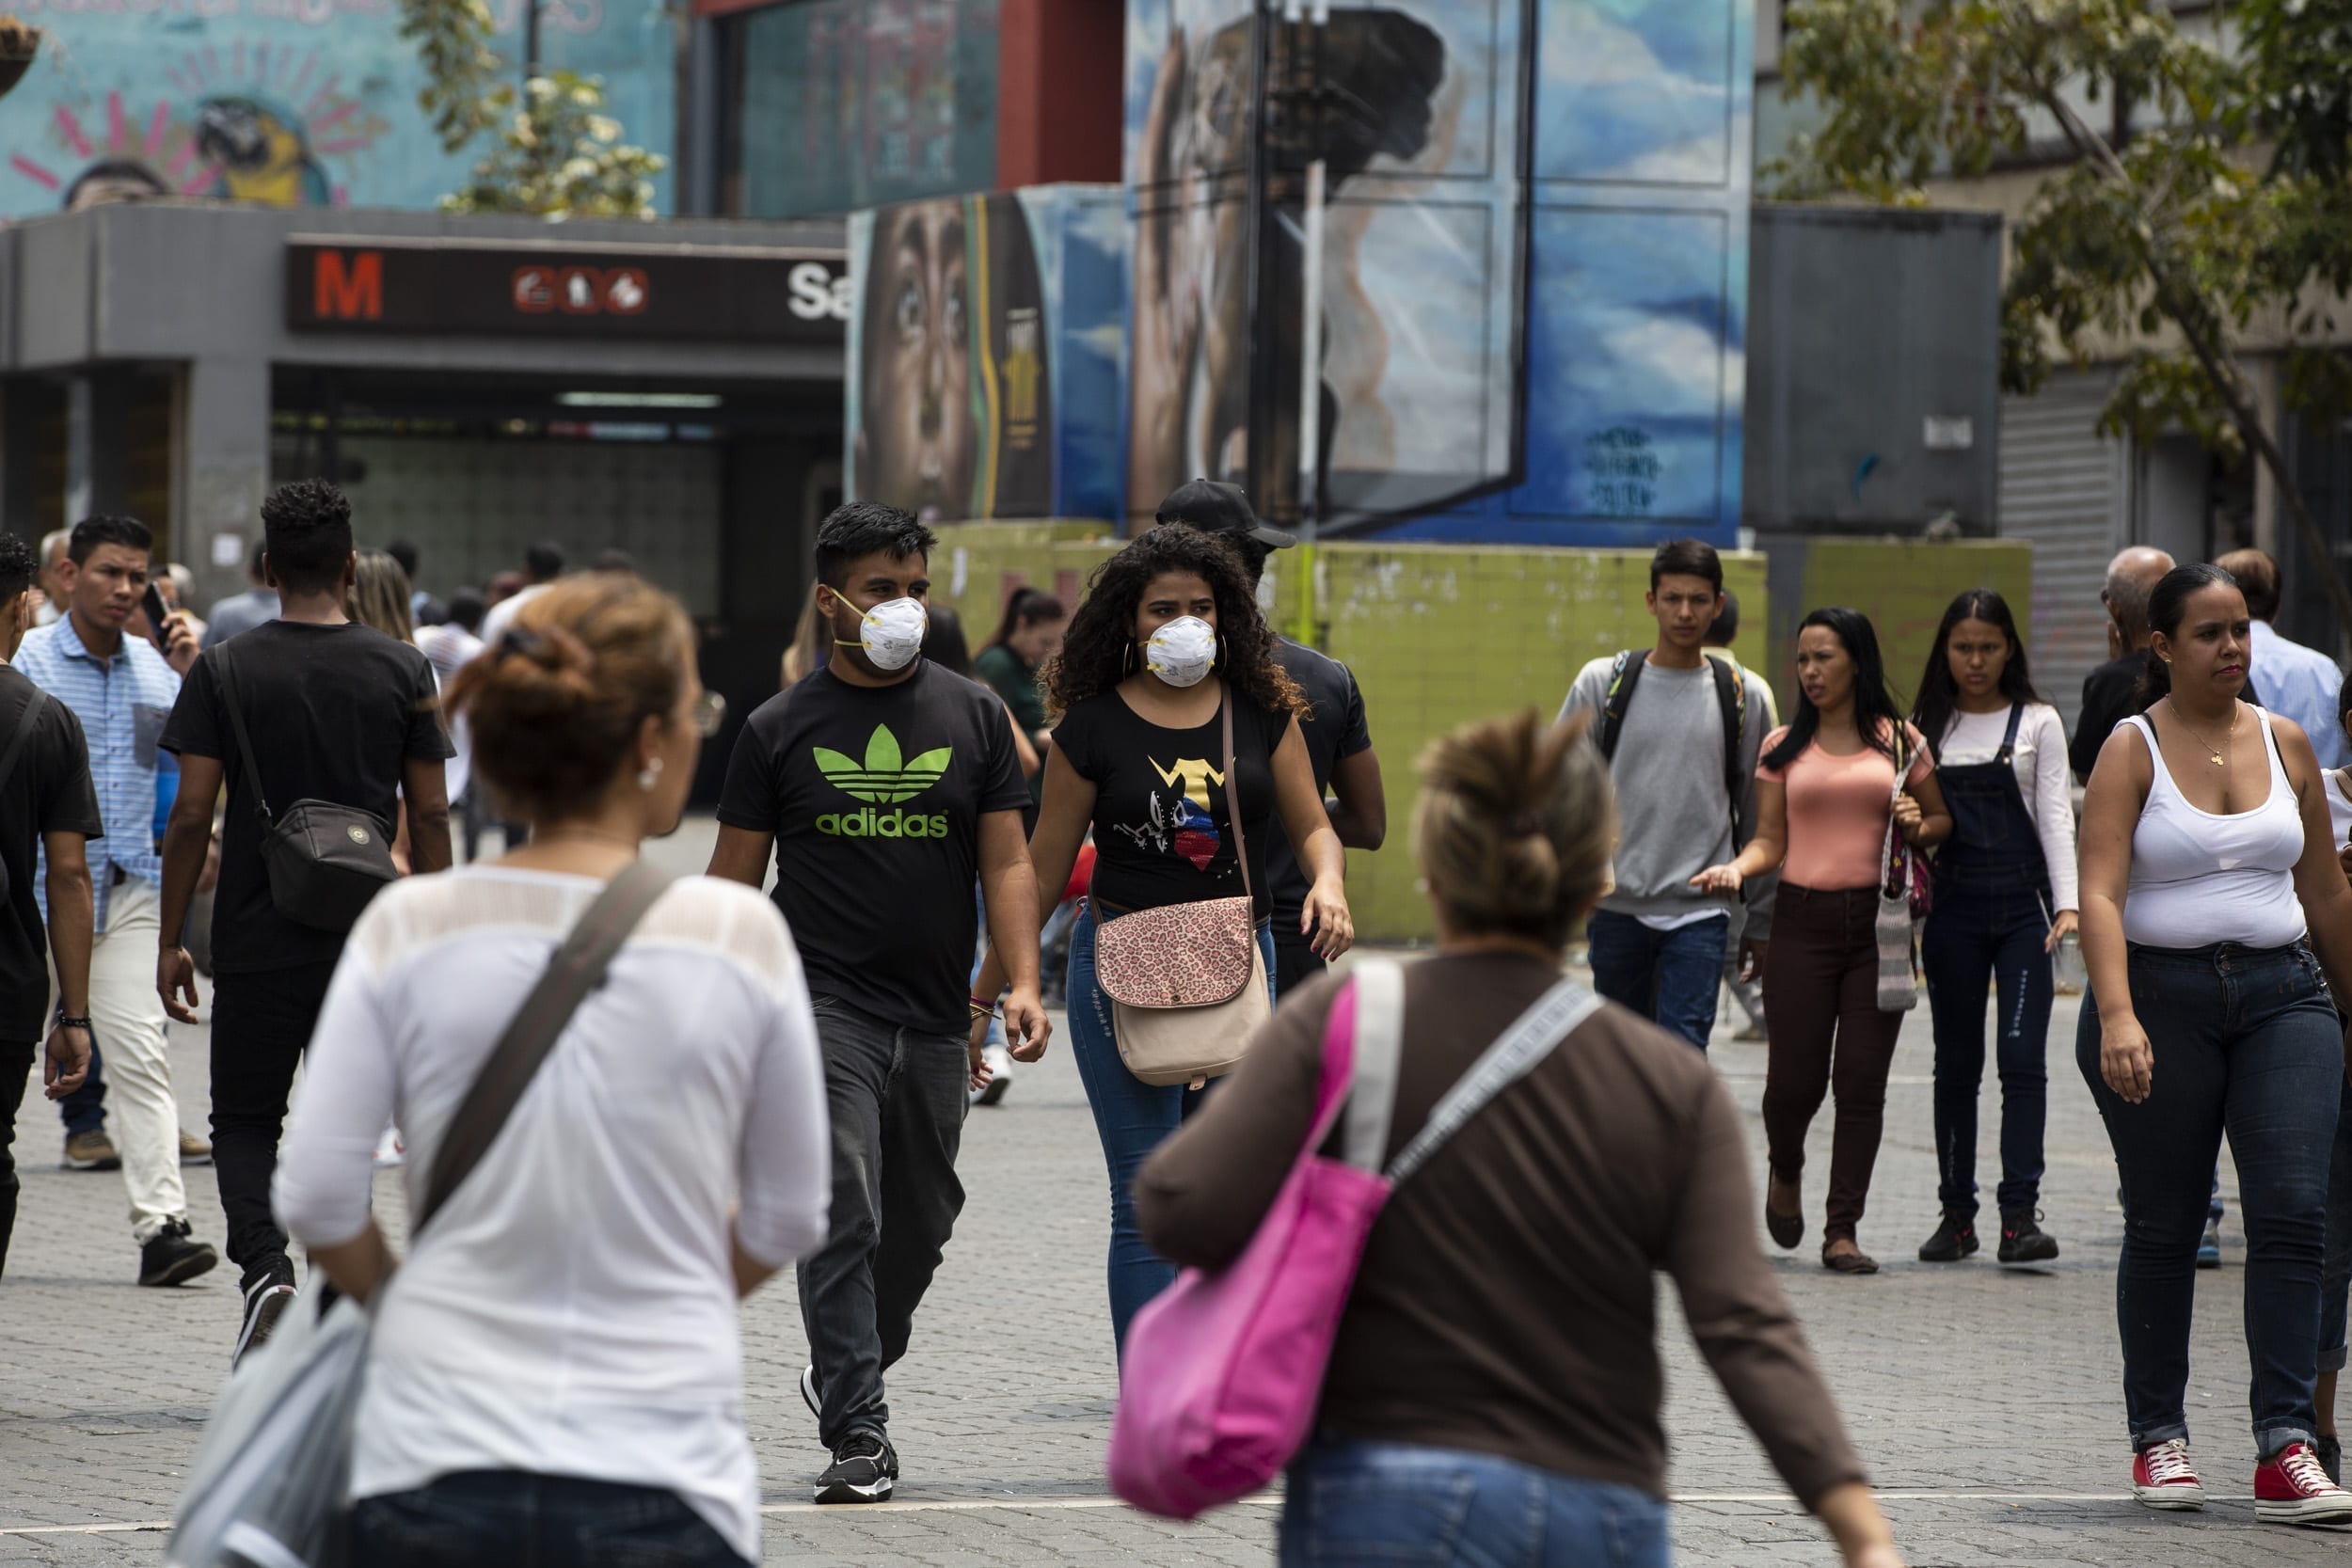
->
xmin=1762 ymin=883 xmax=1906 ymax=1243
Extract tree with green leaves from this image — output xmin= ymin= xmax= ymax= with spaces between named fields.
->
xmin=1773 ymin=0 xmax=2352 ymax=629
xmin=396 ymin=0 xmax=666 ymax=220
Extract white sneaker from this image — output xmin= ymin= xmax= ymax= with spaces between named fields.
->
xmin=373 ymin=1126 xmax=405 ymax=1168
xmin=972 ymin=1044 xmax=1014 ymax=1108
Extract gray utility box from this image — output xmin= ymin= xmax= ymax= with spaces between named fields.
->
xmin=1744 ymin=202 xmax=2004 ymax=535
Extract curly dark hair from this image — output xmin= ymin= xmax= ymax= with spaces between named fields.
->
xmin=1045 ymin=527 xmax=1306 ymax=720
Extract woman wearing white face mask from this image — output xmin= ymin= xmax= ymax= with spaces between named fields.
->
xmin=974 ymin=523 xmax=1353 ymax=1355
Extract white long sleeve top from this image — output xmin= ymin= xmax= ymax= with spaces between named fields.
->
xmin=1935 ymin=703 xmax=2081 ymax=912
xmin=274 ymin=867 xmax=830 ymax=1562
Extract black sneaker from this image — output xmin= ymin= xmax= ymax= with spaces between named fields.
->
xmin=815 ymin=1431 xmax=898 ymax=1504
xmin=234 ymin=1259 xmax=298 ymax=1368
xmin=137 ymin=1218 xmax=219 ymax=1288
xmin=1998 ymin=1209 xmax=2061 ymax=1264
xmin=2320 ymin=1434 xmax=2344 ymax=1487
xmin=1917 ymin=1211 xmax=1979 ymax=1262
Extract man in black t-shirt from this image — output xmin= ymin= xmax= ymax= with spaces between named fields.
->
xmin=0 ymin=533 xmax=103 ymax=1279
xmin=157 ymin=480 xmax=453 ymax=1364
xmin=710 ymin=502 xmax=1045 ymax=1507
xmin=1155 ymin=480 xmax=1384 ymax=992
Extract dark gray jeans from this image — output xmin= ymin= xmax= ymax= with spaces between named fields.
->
xmin=799 ymin=993 xmax=970 ymax=1449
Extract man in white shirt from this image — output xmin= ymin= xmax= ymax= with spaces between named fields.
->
xmin=477 ymin=541 xmax=566 ymax=649
xmin=2218 ymin=547 xmax=2349 ymax=769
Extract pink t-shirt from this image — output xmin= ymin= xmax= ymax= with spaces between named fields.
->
xmin=1756 ymin=721 xmax=1934 ymax=892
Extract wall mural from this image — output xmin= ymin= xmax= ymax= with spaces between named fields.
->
xmin=0 ymin=0 xmax=675 ymax=220
xmin=846 ymin=184 xmax=1127 ymax=524
xmin=1120 ymin=0 xmax=1751 ymax=545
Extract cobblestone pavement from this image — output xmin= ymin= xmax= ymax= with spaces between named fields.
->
xmin=5 ymin=824 xmax=2351 ymax=1563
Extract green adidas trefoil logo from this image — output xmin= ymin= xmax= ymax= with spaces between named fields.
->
xmin=814 ymin=725 xmax=951 ymax=804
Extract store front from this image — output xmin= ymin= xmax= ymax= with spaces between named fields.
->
xmin=0 ymin=199 xmax=850 ymax=796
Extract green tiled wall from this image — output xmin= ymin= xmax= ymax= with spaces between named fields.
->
xmin=936 ymin=525 xmax=2031 ymax=942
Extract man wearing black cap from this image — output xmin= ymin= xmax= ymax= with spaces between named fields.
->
xmin=1155 ymin=481 xmax=1385 ymax=990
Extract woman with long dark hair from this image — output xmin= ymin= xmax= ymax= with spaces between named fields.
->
xmin=1911 ymin=589 xmax=2074 ymax=1266
xmin=1695 ymin=609 xmax=1950 ymax=1275
xmin=971 ymin=525 xmax=1353 ymax=1354
xmin=975 ymin=586 xmax=1065 ymax=759
xmin=2076 ymin=563 xmax=2352 ymax=1521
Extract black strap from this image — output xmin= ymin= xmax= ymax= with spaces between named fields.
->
xmin=1995 ymin=700 xmax=2026 ymax=766
xmin=0 ymin=686 xmax=50 ymax=799
xmin=207 ymin=645 xmax=275 ymax=826
xmin=415 ymin=859 xmax=676 ymax=1234
xmin=1595 ymin=649 xmax=1645 ymax=762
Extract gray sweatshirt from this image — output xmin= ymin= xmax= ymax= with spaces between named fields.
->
xmin=1560 ymin=653 xmax=1776 ymax=940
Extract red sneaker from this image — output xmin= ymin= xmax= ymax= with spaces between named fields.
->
xmin=2255 ymin=1441 xmax=2352 ymax=1526
xmin=2132 ymin=1439 xmax=2205 ymax=1511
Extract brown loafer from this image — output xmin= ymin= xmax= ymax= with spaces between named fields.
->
xmin=1765 ymin=1171 xmax=1804 ymax=1250
xmin=1821 ymin=1241 xmax=1879 ymax=1275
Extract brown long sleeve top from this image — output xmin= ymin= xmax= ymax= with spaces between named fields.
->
xmin=1134 ymin=951 xmax=1868 ymax=1508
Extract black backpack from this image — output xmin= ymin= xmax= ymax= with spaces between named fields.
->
xmin=213 ymin=643 xmax=399 ymax=932
xmin=1593 ymin=649 xmax=1749 ymax=846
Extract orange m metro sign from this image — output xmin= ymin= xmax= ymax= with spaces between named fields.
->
xmin=285 ymin=236 xmax=849 ymax=342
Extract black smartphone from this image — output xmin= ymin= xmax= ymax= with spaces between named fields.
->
xmin=141 ymin=583 xmax=171 ymax=646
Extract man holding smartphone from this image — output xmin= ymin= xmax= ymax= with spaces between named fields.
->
xmin=16 ymin=515 xmax=217 ymax=1288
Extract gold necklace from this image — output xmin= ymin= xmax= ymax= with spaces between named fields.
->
xmin=2172 ymin=702 xmax=2239 ymax=768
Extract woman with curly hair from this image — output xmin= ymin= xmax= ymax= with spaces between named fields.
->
xmin=974 ymin=523 xmax=1354 ymax=1354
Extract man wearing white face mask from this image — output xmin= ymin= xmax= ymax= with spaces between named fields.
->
xmin=708 ymin=502 xmax=1048 ymax=1506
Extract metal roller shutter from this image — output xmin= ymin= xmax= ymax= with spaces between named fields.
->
xmin=2000 ymin=369 xmax=2125 ymax=733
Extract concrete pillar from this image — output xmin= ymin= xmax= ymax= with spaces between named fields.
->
xmin=65 ymin=369 xmax=134 ymax=525
xmin=0 ymin=378 xmax=42 ymax=541
xmin=173 ymin=356 xmax=271 ymax=610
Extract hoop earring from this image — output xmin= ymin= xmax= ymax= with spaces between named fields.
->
xmin=1122 ymin=641 xmax=1136 ymax=677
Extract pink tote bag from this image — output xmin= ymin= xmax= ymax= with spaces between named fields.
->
xmin=1106 ymin=959 xmax=1603 ymax=1520
xmin=1105 ymin=962 xmax=1402 ymax=1520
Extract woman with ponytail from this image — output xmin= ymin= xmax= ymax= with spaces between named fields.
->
xmin=1694 ymin=608 xmax=1951 ymax=1275
xmin=1138 ymin=710 xmax=1905 ymax=1568
xmin=2074 ymin=562 xmax=2352 ymax=1522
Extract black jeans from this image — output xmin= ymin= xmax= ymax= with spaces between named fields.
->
xmin=2076 ymin=941 xmax=2340 ymax=1456
xmin=350 ymin=1472 xmax=748 ymax=1568
xmin=1274 ymin=934 xmax=1326 ymax=999
xmin=1921 ymin=873 xmax=2053 ymax=1218
xmin=0 ymin=1037 xmax=34 ymax=1275
xmin=798 ymin=992 xmax=969 ymax=1449
xmin=211 ymin=959 xmax=339 ymax=1281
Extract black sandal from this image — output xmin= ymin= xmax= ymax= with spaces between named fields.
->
xmin=1821 ymin=1240 xmax=1879 ymax=1275
xmin=1765 ymin=1171 xmax=1804 ymax=1250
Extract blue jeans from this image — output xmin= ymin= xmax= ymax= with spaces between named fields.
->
xmin=349 ymin=1471 xmax=749 ymax=1567
xmin=1280 ymin=1438 xmax=1670 ymax=1568
xmin=1585 ymin=911 xmax=1726 ymax=1051
xmin=2076 ymin=941 xmax=2340 ymax=1456
xmin=1067 ymin=899 xmax=1276 ymax=1357
xmin=1921 ymin=876 xmax=2052 ymax=1218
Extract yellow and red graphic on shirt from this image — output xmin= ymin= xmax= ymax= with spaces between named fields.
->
xmin=1114 ymin=757 xmax=1226 ymax=871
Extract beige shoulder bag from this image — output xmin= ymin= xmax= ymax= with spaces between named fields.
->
xmin=1090 ymin=686 xmax=1273 ymax=1085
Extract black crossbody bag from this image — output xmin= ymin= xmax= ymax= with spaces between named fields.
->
xmin=212 ymin=644 xmax=399 ymax=932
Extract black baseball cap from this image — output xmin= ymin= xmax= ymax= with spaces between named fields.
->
xmin=1154 ymin=479 xmax=1298 ymax=550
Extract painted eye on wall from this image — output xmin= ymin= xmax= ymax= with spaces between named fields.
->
xmin=895 ymin=279 xmax=923 ymax=340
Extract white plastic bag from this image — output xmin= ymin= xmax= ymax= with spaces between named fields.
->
xmin=167 ymin=1280 xmax=370 ymax=1568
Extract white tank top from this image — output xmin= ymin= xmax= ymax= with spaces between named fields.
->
xmin=2122 ymin=710 xmax=2308 ymax=950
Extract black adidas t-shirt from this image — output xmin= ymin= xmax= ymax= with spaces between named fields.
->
xmin=1054 ymin=687 xmax=1290 ymax=922
xmin=717 ymin=661 xmax=1029 ymax=1034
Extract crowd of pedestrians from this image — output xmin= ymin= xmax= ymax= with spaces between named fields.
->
xmin=20 ymin=478 xmax=2352 ymax=1564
